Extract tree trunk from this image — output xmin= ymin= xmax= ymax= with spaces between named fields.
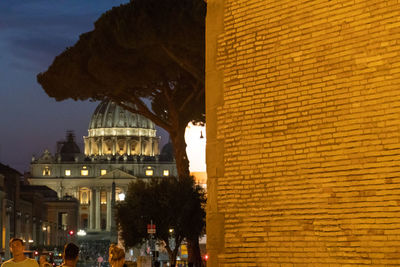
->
xmin=167 ymin=246 xmax=179 ymax=267
xmin=170 ymin=126 xmax=190 ymax=179
xmin=169 ymin=126 xmax=203 ymax=266
xmin=187 ymin=237 xmax=202 ymax=267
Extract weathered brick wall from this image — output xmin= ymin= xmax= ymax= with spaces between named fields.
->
xmin=206 ymin=0 xmax=400 ymax=266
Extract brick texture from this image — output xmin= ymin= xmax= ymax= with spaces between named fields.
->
xmin=206 ymin=0 xmax=400 ymax=266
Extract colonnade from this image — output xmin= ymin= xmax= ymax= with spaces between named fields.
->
xmin=84 ymin=187 xmax=121 ymax=232
xmin=84 ymin=137 xmax=159 ymax=157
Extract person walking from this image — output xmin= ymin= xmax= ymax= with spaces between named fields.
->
xmin=60 ymin=243 xmax=79 ymax=267
xmin=1 ymin=238 xmax=39 ymax=267
xmin=109 ymin=245 xmax=127 ymax=267
xmin=39 ymin=255 xmax=51 ymax=267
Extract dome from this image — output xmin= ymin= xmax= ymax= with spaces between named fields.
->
xmin=89 ymin=100 xmax=155 ymax=130
xmin=60 ymin=132 xmax=81 ymax=154
xmin=87 ymin=100 xmax=156 ymax=138
xmin=159 ymin=142 xmax=174 ymax=161
xmin=84 ymin=100 xmax=159 ymax=157
xmin=59 ymin=132 xmax=82 ymax=161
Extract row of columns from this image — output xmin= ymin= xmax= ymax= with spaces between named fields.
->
xmin=87 ymin=187 xmax=119 ymax=232
xmin=85 ymin=137 xmax=158 ymax=157
xmin=1 ymin=198 xmax=51 ymax=259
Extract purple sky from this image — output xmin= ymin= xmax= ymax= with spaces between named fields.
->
xmin=0 ymin=0 xmax=168 ymax=173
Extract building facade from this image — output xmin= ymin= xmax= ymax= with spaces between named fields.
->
xmin=0 ymin=163 xmax=75 ymax=261
xmin=206 ymin=0 xmax=400 ymax=266
xmin=29 ymin=100 xmax=177 ymax=235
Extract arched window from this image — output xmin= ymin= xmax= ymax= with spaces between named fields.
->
xmin=81 ymin=192 xmax=88 ymax=204
xmin=80 ymin=188 xmax=90 ymax=204
xmin=42 ymin=167 xmax=51 ymax=176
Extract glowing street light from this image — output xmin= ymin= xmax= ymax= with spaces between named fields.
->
xmin=77 ymin=229 xmax=87 ymax=236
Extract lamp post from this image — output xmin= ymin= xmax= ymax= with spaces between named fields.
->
xmin=147 ymin=220 xmax=156 ymax=267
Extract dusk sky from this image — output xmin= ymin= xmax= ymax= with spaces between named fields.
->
xmin=0 ymin=0 xmax=171 ymax=173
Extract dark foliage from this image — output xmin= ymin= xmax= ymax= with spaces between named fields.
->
xmin=116 ymin=177 xmax=206 ymax=265
xmin=37 ymin=1 xmax=206 ymax=264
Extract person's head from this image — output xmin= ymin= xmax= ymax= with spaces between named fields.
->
xmin=39 ymin=255 xmax=47 ymax=264
xmin=9 ymin=238 xmax=25 ymax=257
xmin=109 ymin=245 xmax=125 ymax=267
xmin=63 ymin=243 xmax=79 ymax=264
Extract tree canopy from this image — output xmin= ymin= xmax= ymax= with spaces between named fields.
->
xmin=116 ymin=177 xmax=206 ymax=266
xmin=37 ymin=0 xmax=206 ymax=178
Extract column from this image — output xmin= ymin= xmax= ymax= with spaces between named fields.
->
xmin=89 ymin=188 xmax=95 ymax=230
xmin=4 ymin=204 xmax=11 ymax=260
xmin=42 ymin=222 xmax=47 ymax=246
xmin=154 ymin=137 xmax=159 ymax=155
xmin=95 ymin=189 xmax=101 ymax=230
xmin=127 ymin=140 xmax=130 ymax=155
xmin=32 ymin=218 xmax=36 ymax=246
xmin=112 ymin=138 xmax=117 ymax=155
xmin=84 ymin=138 xmax=89 ymax=155
xmin=24 ymin=215 xmax=30 ymax=242
xmin=151 ymin=138 xmax=154 ymax=156
xmin=73 ymin=187 xmax=79 ymax=199
xmin=99 ymin=138 xmax=104 ymax=156
xmin=89 ymin=139 xmax=93 ymax=155
xmin=139 ymin=136 xmax=143 ymax=155
xmin=110 ymin=182 xmax=117 ymax=243
xmin=106 ymin=191 xmax=112 ymax=231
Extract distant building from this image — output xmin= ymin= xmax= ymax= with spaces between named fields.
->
xmin=0 ymin=163 xmax=76 ymax=260
xmin=29 ymin=100 xmax=177 ymax=239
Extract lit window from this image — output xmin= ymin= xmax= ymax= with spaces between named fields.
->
xmin=81 ymin=166 xmax=88 ymax=176
xmin=80 ymin=191 xmax=88 ymax=204
xmin=145 ymin=169 xmax=153 ymax=176
xmin=43 ymin=167 xmax=51 ymax=176
xmin=101 ymin=169 xmax=107 ymax=176
xmin=101 ymin=191 xmax=107 ymax=204
xmin=163 ymin=170 xmax=169 ymax=176
xmin=81 ymin=170 xmax=88 ymax=176
xmin=65 ymin=170 xmax=71 ymax=176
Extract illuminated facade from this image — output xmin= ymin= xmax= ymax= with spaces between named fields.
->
xmin=206 ymin=0 xmax=400 ymax=265
xmin=29 ymin=100 xmax=177 ymax=234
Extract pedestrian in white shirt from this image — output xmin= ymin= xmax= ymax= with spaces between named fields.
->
xmin=1 ymin=238 xmax=39 ymax=267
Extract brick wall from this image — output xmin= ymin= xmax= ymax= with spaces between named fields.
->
xmin=206 ymin=0 xmax=400 ymax=266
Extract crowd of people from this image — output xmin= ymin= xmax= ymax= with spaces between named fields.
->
xmin=1 ymin=238 xmax=128 ymax=267
xmin=79 ymin=240 xmax=110 ymax=264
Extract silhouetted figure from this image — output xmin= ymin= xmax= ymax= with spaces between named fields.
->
xmin=60 ymin=243 xmax=79 ymax=267
xmin=39 ymin=255 xmax=51 ymax=267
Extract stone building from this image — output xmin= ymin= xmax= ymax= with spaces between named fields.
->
xmin=0 ymin=163 xmax=74 ymax=260
xmin=29 ymin=100 xmax=177 ymax=236
xmin=206 ymin=0 xmax=400 ymax=266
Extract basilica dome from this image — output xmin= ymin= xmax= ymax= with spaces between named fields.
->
xmin=89 ymin=100 xmax=155 ymax=135
xmin=84 ymin=100 xmax=159 ymax=157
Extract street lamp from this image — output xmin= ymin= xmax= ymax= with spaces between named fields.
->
xmin=77 ymin=229 xmax=87 ymax=236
